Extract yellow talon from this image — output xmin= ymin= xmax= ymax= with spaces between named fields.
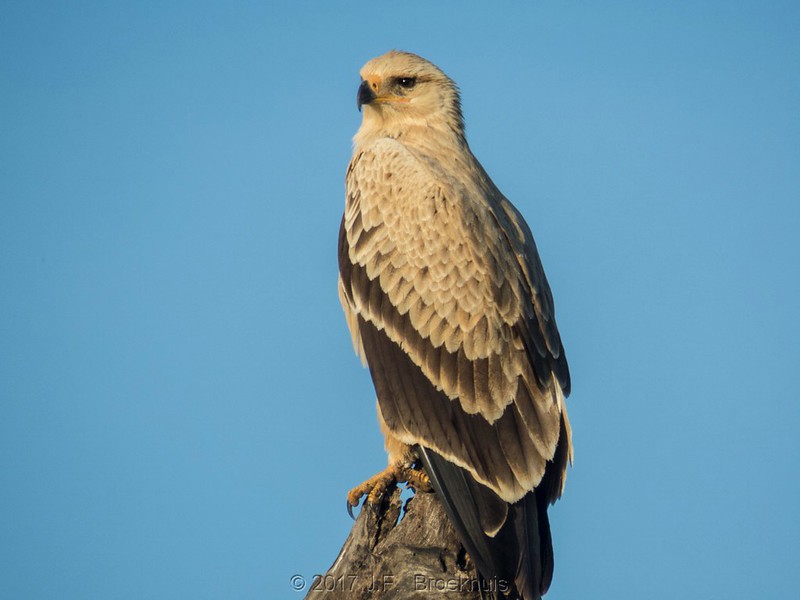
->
xmin=347 ymin=463 xmax=431 ymax=511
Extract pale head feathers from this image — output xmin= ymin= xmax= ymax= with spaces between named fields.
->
xmin=355 ymin=51 xmax=464 ymax=145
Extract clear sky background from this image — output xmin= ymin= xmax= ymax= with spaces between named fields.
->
xmin=2 ymin=2 xmax=798 ymax=599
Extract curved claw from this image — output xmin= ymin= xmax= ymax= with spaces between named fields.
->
xmin=346 ymin=500 xmax=358 ymax=520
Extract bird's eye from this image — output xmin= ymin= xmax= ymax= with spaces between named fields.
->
xmin=396 ymin=77 xmax=417 ymax=89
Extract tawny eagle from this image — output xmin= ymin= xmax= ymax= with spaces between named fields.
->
xmin=338 ymin=51 xmax=573 ymax=600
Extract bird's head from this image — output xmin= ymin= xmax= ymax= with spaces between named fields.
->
xmin=354 ymin=51 xmax=464 ymax=143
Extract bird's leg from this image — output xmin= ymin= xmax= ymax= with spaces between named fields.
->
xmin=347 ymin=416 xmax=433 ymax=517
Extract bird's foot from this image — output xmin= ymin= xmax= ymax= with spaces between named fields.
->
xmin=347 ymin=463 xmax=432 ymax=518
xmin=403 ymin=464 xmax=432 ymax=493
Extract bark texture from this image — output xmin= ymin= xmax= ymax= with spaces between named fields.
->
xmin=305 ymin=489 xmax=503 ymax=599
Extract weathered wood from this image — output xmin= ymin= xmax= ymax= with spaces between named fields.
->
xmin=305 ymin=489 xmax=496 ymax=599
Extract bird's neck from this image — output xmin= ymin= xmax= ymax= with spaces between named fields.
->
xmin=355 ymin=105 xmax=467 ymax=148
xmin=354 ymin=118 xmax=468 ymax=158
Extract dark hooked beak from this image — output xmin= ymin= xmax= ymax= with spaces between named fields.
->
xmin=357 ymin=80 xmax=376 ymax=112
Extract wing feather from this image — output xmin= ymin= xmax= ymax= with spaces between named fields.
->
xmin=340 ymin=140 xmax=569 ymax=503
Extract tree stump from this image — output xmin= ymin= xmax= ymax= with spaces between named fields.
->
xmin=305 ymin=488 xmax=490 ymax=599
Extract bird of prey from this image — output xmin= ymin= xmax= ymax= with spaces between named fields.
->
xmin=338 ymin=51 xmax=573 ymax=600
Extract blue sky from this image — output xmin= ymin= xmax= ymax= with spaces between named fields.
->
xmin=1 ymin=2 xmax=798 ymax=598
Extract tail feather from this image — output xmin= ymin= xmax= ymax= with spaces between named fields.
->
xmin=419 ymin=447 xmax=553 ymax=600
